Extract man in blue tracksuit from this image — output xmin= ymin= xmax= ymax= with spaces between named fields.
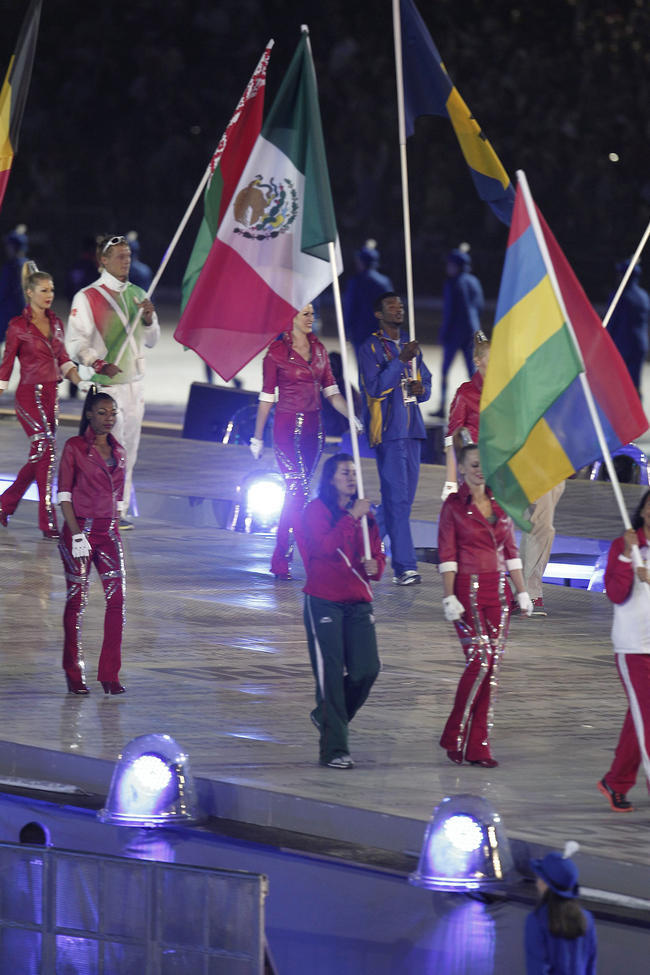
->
xmin=358 ymin=292 xmax=432 ymax=585
xmin=436 ymin=248 xmax=485 ymax=415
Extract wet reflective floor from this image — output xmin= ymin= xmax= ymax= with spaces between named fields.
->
xmin=1 ymin=416 xmax=650 ymax=887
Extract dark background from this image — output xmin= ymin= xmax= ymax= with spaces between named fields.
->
xmin=1 ymin=0 xmax=648 ymax=314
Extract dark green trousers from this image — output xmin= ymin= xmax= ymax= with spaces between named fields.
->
xmin=304 ymin=595 xmax=380 ymax=763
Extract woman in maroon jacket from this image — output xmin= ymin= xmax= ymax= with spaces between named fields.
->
xmin=0 ymin=265 xmax=84 ymax=537
xmin=299 ymin=452 xmax=385 ymax=769
xmin=57 ymin=389 xmax=127 ymax=696
xmin=250 ymin=304 xmax=356 ymax=579
xmin=441 ymin=331 xmax=490 ymax=500
xmin=438 ymin=444 xmax=532 ymax=767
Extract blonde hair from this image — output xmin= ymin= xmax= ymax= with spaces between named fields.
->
xmin=21 ymin=261 xmax=52 ymax=298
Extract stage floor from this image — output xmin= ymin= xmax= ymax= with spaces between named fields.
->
xmin=1 ymin=415 xmax=649 ymax=899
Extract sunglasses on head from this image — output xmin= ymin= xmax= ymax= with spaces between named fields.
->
xmin=101 ymin=235 xmax=127 ymax=254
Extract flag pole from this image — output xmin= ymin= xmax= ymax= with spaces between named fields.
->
xmin=517 ymin=170 xmax=638 ymax=546
xmin=602 ymin=215 xmax=650 ymax=329
xmin=111 ymin=40 xmax=274 ymax=367
xmin=392 ymin=0 xmax=417 ymax=378
xmin=328 ymin=243 xmax=372 ymax=559
xmin=302 ymin=24 xmax=371 ymax=558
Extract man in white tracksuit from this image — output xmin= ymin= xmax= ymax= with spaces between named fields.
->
xmin=66 ymin=235 xmax=159 ymax=527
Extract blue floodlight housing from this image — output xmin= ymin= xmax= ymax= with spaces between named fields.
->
xmin=409 ymin=794 xmax=513 ymax=892
xmin=98 ymin=733 xmax=203 ymax=827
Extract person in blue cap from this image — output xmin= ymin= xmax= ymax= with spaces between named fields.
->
xmin=525 ymin=842 xmax=597 ymax=975
xmin=343 ymin=239 xmax=394 ymax=356
xmin=435 ymin=247 xmax=484 ymax=416
xmin=606 ymin=259 xmax=649 ymax=397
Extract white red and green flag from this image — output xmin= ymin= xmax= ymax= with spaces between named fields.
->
xmin=174 ymin=29 xmax=342 ymax=382
xmin=179 ymin=41 xmax=273 ymax=316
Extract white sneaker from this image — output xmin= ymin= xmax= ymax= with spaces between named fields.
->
xmin=393 ymin=570 xmax=421 ymax=585
xmin=324 ymin=754 xmax=355 ymax=769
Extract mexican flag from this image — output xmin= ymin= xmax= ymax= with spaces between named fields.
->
xmin=174 ymin=29 xmax=342 ymax=383
xmin=180 ymin=41 xmax=273 ymax=315
xmin=0 ymin=0 xmax=42 ymax=212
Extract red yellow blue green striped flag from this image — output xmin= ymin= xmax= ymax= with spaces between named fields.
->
xmin=0 ymin=0 xmax=42 ymax=213
xmin=480 ymin=174 xmax=648 ymax=529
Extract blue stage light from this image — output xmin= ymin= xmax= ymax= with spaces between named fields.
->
xmin=409 ymin=794 xmax=513 ymax=892
xmin=98 ymin=734 xmax=203 ymax=827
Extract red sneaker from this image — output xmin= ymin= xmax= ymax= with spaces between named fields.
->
xmin=597 ymin=777 xmax=634 ymax=812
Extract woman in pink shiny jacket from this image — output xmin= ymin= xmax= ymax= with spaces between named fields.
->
xmin=0 ymin=265 xmax=84 ymax=537
xmin=57 ymin=389 xmax=127 ymax=696
xmin=250 ymin=304 xmax=355 ymax=579
xmin=437 ymin=443 xmax=532 ymax=767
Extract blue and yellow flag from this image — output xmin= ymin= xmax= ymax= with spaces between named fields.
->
xmin=480 ymin=180 xmax=648 ymax=529
xmin=400 ymin=0 xmax=514 ymax=225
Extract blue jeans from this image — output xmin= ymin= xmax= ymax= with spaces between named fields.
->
xmin=375 ymin=438 xmax=421 ymax=576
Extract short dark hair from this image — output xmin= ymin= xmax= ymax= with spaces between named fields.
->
xmin=374 ymin=291 xmax=400 ymax=313
xmin=631 ymin=490 xmax=650 ymax=530
xmin=318 ymin=452 xmax=356 ymax=519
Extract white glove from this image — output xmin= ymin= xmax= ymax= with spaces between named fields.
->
xmin=352 ymin=416 xmax=364 ymax=433
xmin=71 ymin=533 xmax=91 ymax=559
xmin=76 ymin=380 xmax=92 ymax=394
xmin=517 ymin=591 xmax=533 ymax=617
xmin=443 ymin=594 xmax=465 ymax=622
xmin=249 ymin=437 xmax=264 ymax=460
xmin=441 ymin=481 xmax=458 ymax=501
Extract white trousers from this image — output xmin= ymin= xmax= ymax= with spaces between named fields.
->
xmin=109 ymin=380 xmax=145 ymax=515
xmin=520 ymin=481 xmax=566 ymax=598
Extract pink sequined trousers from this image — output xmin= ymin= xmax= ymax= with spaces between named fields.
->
xmin=0 ymin=382 xmax=58 ymax=533
xmin=439 ymin=572 xmax=510 ymax=761
xmin=270 ymin=409 xmax=323 ymax=576
xmin=59 ymin=518 xmax=125 ymax=684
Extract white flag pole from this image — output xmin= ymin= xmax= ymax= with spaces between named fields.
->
xmin=111 ymin=40 xmax=274 ymax=367
xmin=392 ymin=0 xmax=417 ymax=378
xmin=601 ymin=215 xmax=650 ymax=329
xmin=302 ymin=24 xmax=371 ymax=559
xmin=517 ymin=169 xmax=640 ymax=558
xmin=328 ymin=243 xmax=372 ymax=560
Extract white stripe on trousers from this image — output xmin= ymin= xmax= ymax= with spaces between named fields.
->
xmin=306 ymin=595 xmax=325 ymax=698
xmin=618 ymin=653 xmax=650 ymax=784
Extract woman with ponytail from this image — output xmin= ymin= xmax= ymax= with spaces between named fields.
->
xmin=0 ymin=263 xmax=85 ymax=537
xmin=56 ymin=387 xmax=127 ymax=695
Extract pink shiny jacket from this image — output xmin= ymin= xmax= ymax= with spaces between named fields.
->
xmin=438 ymin=486 xmax=521 ymax=575
xmin=261 ymin=332 xmax=338 ymax=413
xmin=0 ymin=308 xmax=73 ymax=387
xmin=57 ymin=428 xmax=126 ymax=519
xmin=447 ymin=370 xmax=483 ymax=444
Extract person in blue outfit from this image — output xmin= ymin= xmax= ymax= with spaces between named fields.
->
xmin=126 ymin=231 xmax=153 ymax=292
xmin=525 ymin=844 xmax=597 ymax=975
xmin=343 ymin=239 xmax=394 ymax=355
xmin=358 ymin=291 xmax=432 ymax=585
xmin=436 ymin=248 xmax=484 ymax=416
xmin=607 ymin=259 xmax=649 ymax=396
xmin=0 ymin=228 xmax=29 ymax=347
